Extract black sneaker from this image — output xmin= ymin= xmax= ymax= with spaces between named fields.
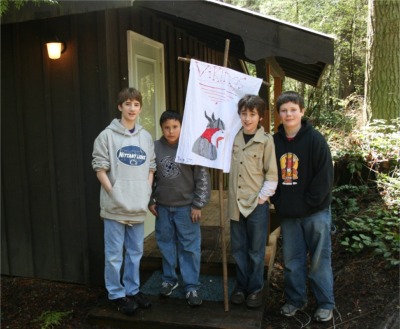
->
xmin=160 ymin=281 xmax=179 ymax=297
xmin=129 ymin=292 xmax=152 ymax=309
xmin=230 ymin=288 xmax=246 ymax=305
xmin=186 ymin=290 xmax=202 ymax=307
xmin=246 ymin=291 xmax=263 ymax=308
xmin=112 ymin=297 xmax=138 ymax=315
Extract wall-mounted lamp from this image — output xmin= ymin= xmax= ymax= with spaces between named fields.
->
xmin=46 ymin=39 xmax=66 ymax=60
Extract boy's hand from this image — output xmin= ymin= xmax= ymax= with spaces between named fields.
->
xmin=258 ymin=197 xmax=267 ymax=205
xmin=96 ymin=170 xmax=112 ymax=193
xmin=191 ymin=208 xmax=201 ymax=223
xmin=149 ymin=204 xmax=158 ymax=217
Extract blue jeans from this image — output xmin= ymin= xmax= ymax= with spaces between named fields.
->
xmin=281 ymin=207 xmax=335 ymax=310
xmin=104 ymin=219 xmax=144 ymax=300
xmin=230 ymin=202 xmax=269 ymax=294
xmin=156 ymin=205 xmax=201 ymax=292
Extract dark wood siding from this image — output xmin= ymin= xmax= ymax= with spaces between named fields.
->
xmin=1 ymin=6 xmax=226 ymax=284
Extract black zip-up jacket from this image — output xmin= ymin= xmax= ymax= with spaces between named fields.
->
xmin=271 ymin=120 xmax=333 ymax=218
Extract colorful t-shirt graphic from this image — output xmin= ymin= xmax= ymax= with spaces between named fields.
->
xmin=280 ymin=152 xmax=299 ymax=185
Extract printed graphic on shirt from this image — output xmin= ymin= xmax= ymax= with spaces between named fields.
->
xmin=192 ymin=111 xmax=225 ymax=160
xmin=160 ymin=155 xmax=180 ymax=179
xmin=280 ymin=152 xmax=299 ymax=185
xmin=117 ymin=145 xmax=147 ymax=166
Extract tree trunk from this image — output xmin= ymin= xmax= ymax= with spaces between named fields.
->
xmin=364 ymin=0 xmax=400 ymax=121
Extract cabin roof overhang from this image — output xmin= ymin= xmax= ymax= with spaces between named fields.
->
xmin=2 ymin=0 xmax=334 ymax=86
xmin=135 ymin=0 xmax=334 ymax=87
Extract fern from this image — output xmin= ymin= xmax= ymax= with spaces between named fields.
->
xmin=34 ymin=310 xmax=72 ymax=329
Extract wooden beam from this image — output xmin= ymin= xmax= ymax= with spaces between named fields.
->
xmin=255 ymin=59 xmax=271 ymax=133
xmin=273 ymin=77 xmax=283 ymax=132
xmin=267 ymin=56 xmax=285 ymax=79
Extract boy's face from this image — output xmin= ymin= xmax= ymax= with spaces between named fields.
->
xmin=278 ymin=101 xmax=305 ymax=131
xmin=118 ymin=98 xmax=142 ymax=125
xmin=240 ymin=107 xmax=261 ymax=134
xmin=161 ymin=119 xmax=181 ymax=145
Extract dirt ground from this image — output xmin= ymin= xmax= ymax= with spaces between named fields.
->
xmin=1 ymin=231 xmax=399 ymax=329
xmin=264 ymin=236 xmax=399 ymax=329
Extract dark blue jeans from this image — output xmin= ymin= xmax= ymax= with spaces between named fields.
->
xmin=281 ymin=207 xmax=335 ymax=310
xmin=155 ymin=205 xmax=201 ymax=292
xmin=230 ymin=202 xmax=269 ymax=294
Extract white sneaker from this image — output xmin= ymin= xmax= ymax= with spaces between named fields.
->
xmin=314 ymin=308 xmax=333 ymax=322
xmin=280 ymin=303 xmax=305 ymax=317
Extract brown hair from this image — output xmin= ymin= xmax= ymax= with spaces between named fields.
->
xmin=276 ymin=91 xmax=304 ymax=112
xmin=237 ymin=95 xmax=266 ymax=118
xmin=117 ymin=87 xmax=142 ymax=106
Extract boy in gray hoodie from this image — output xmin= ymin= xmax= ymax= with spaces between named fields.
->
xmin=149 ymin=110 xmax=210 ymax=307
xmin=92 ymin=87 xmax=156 ymax=315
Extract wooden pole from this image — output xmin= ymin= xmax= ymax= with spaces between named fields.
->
xmin=220 ymin=38 xmax=230 ymax=311
xmin=177 ymin=41 xmax=231 ymax=310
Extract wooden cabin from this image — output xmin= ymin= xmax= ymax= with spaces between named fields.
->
xmin=1 ymin=0 xmax=334 ymax=285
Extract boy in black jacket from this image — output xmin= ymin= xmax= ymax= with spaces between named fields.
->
xmin=272 ymin=91 xmax=335 ymax=322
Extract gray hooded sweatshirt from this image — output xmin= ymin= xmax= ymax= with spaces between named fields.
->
xmin=92 ymin=119 xmax=156 ymax=223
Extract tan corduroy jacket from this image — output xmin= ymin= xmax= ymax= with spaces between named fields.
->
xmin=228 ymin=126 xmax=278 ymax=221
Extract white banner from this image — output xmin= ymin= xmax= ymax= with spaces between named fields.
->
xmin=176 ymin=60 xmax=262 ymax=172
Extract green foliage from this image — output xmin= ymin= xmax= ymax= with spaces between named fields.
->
xmin=376 ymin=172 xmax=400 ymax=211
xmin=311 ymin=94 xmax=363 ymax=133
xmin=340 ymin=208 xmax=400 ymax=266
xmin=33 ymin=310 xmax=72 ymax=329
xmin=332 ymin=184 xmax=368 ymax=218
xmin=0 ymin=0 xmax=58 ymax=17
xmin=354 ymin=118 xmax=400 ymax=174
xmin=332 ymin=183 xmax=399 ymax=267
xmin=331 ymin=118 xmax=400 ymax=267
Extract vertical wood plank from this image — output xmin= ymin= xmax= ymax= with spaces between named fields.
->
xmin=274 ymin=77 xmax=283 ymax=132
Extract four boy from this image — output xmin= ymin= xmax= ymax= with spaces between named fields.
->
xmin=93 ymin=88 xmax=334 ymax=322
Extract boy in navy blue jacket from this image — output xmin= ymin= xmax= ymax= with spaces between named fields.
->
xmin=272 ymin=91 xmax=335 ymax=322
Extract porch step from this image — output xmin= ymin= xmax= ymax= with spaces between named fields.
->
xmin=87 ymin=290 xmax=264 ymax=329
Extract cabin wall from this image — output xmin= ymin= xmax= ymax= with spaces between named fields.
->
xmin=1 ymin=6 xmax=226 ymax=284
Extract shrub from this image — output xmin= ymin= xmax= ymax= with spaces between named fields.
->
xmin=330 ymin=118 xmax=399 ymax=267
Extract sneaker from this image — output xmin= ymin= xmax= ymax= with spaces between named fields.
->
xmin=160 ymin=281 xmax=179 ymax=297
xmin=186 ymin=290 xmax=202 ymax=307
xmin=129 ymin=291 xmax=152 ymax=309
xmin=314 ymin=308 xmax=333 ymax=322
xmin=246 ymin=291 xmax=263 ymax=308
xmin=230 ymin=288 xmax=246 ymax=305
xmin=112 ymin=297 xmax=138 ymax=315
xmin=280 ymin=303 xmax=305 ymax=317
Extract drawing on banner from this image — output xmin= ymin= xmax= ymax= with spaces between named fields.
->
xmin=192 ymin=111 xmax=225 ymax=160
xmin=176 ymin=59 xmax=262 ymax=172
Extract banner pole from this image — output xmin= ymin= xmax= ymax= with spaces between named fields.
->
xmin=220 ymin=38 xmax=230 ymax=312
xmin=177 ymin=40 xmax=231 ymax=311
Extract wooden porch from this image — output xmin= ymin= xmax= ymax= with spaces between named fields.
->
xmin=87 ymin=191 xmax=280 ymax=329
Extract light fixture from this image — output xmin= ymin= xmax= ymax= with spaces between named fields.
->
xmin=46 ymin=39 xmax=65 ymax=60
